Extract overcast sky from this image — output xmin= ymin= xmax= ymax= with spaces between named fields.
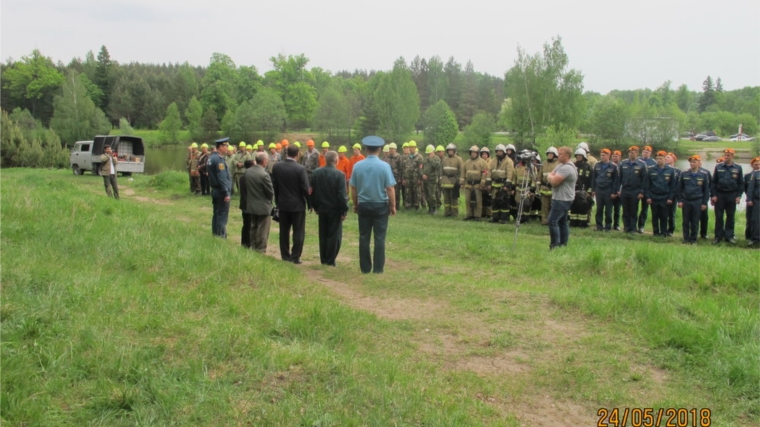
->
xmin=2 ymin=0 xmax=758 ymax=94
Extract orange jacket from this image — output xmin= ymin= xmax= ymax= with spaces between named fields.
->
xmin=319 ymin=154 xmax=326 ymax=167
xmin=349 ymin=154 xmax=365 ymax=180
xmin=337 ymin=156 xmax=351 ymax=178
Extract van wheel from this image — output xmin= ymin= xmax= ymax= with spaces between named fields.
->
xmin=72 ymin=165 xmax=82 ymax=175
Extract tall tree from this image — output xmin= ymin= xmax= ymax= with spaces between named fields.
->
xmin=463 ymin=112 xmax=496 ymax=147
xmin=94 ymin=45 xmax=113 ymax=108
xmin=199 ymin=107 xmax=219 ymax=143
xmin=50 ymin=70 xmax=110 ymax=145
xmin=159 ymin=102 xmax=182 ymax=143
xmin=444 ymin=57 xmax=463 ymax=124
xmin=590 ymin=95 xmax=628 ymax=144
xmin=201 ymin=53 xmax=239 ymax=119
xmin=457 ymin=61 xmax=479 ymax=129
xmin=265 ymin=54 xmax=317 ymax=129
xmin=314 ymin=84 xmax=350 ymax=139
xmin=250 ymin=87 xmax=287 ymax=141
xmin=675 ymin=84 xmax=694 ymax=113
xmin=185 ymin=96 xmax=203 ymax=141
xmin=423 ymin=100 xmax=458 ymax=147
xmin=427 ymin=56 xmax=447 ymax=106
xmin=172 ymin=63 xmax=200 ymax=120
xmin=503 ymin=36 xmax=585 ymax=144
xmin=1 ymin=49 xmax=63 ymax=122
xmin=698 ymin=76 xmax=716 ymax=113
xmin=373 ymin=58 xmax=420 ymax=143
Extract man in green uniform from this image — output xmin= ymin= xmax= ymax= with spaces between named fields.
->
xmin=402 ymin=140 xmax=423 ymax=210
xmin=489 ymin=144 xmax=514 ymax=223
xmin=232 ymin=141 xmax=247 ymax=196
xmin=421 ymin=145 xmax=441 ymax=215
xmin=441 ymin=143 xmax=464 ymax=217
xmin=100 ymin=145 xmax=120 ymax=199
xmin=384 ymin=142 xmax=403 ymax=210
xmin=461 ymin=145 xmax=489 ymax=221
xmin=512 ymin=150 xmax=538 ymax=223
xmin=225 ymin=145 xmax=236 ymax=196
xmin=538 ymin=147 xmax=560 ymax=225
xmin=435 ymin=145 xmax=445 ymax=210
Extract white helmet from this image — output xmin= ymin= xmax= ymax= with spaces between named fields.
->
xmin=495 ymin=144 xmax=506 ymax=153
xmin=574 ymin=148 xmax=587 ymax=159
xmin=546 ymin=146 xmax=559 ymax=157
xmin=480 ymin=146 xmax=490 ymax=154
xmin=446 ymin=143 xmax=457 ymax=151
xmin=469 ymin=145 xmax=479 ymax=153
xmin=535 ymin=154 xmax=541 ymax=162
xmin=577 ymin=142 xmax=590 ymax=153
xmin=506 ymin=144 xmax=516 ymax=151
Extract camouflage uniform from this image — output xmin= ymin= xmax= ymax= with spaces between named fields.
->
xmin=441 ymin=153 xmax=464 ymax=217
xmin=512 ymin=162 xmax=538 ymax=223
xmin=232 ymin=150 xmax=248 ymax=195
xmin=421 ymin=154 xmax=441 ymax=214
xmin=225 ymin=152 xmax=237 ymax=195
xmin=384 ymin=152 xmax=403 ymax=209
xmin=539 ymin=159 xmax=560 ymax=224
xmin=187 ymin=150 xmax=201 ymax=194
xmin=489 ymin=155 xmax=514 ymax=223
xmin=461 ymin=156 xmax=489 ymax=220
xmin=403 ymin=153 xmax=424 ymax=209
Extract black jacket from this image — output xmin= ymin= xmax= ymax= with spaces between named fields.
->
xmin=310 ymin=165 xmax=349 ymax=215
xmin=271 ymin=158 xmax=311 ymax=212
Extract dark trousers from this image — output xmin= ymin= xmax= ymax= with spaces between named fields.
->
xmin=682 ymin=200 xmax=702 ymax=242
xmin=621 ymin=193 xmax=639 ymax=232
xmin=241 ymin=213 xmax=252 ymax=248
xmin=358 ymin=202 xmax=389 ymax=274
xmin=650 ymin=199 xmax=669 ymax=235
xmin=548 ymin=199 xmax=573 ymax=248
xmin=595 ymin=192 xmax=613 ymax=230
xmin=200 ymin=173 xmax=210 ymax=195
xmin=746 ymin=204 xmax=755 ymax=240
xmin=637 ymin=197 xmax=649 ymax=229
xmin=667 ymin=201 xmax=677 ymax=234
xmin=250 ymin=214 xmax=271 ymax=253
xmin=699 ymin=208 xmax=709 ymax=238
xmin=749 ymin=199 xmax=760 ymax=242
xmin=211 ymin=194 xmax=229 ymax=238
xmin=714 ymin=193 xmax=737 ymax=239
xmin=612 ymin=194 xmax=621 ymax=228
xmin=103 ymin=174 xmax=119 ymax=199
xmin=279 ymin=210 xmax=305 ymax=261
xmin=318 ymin=213 xmax=343 ymax=266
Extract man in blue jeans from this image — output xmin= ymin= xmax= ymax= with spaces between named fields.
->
xmin=350 ymin=136 xmax=397 ymax=273
xmin=546 ymin=146 xmax=578 ymax=250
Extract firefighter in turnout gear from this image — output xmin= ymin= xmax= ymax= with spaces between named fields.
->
xmin=441 ymin=143 xmax=464 ymax=217
xmin=570 ymin=148 xmax=593 ymax=227
xmin=461 ymin=146 xmax=489 ymax=220
xmin=512 ymin=150 xmax=537 ymax=223
xmin=479 ymin=146 xmax=493 ymax=218
xmin=403 ymin=141 xmax=424 ymax=209
xmin=529 ymin=155 xmax=543 ymax=220
xmin=539 ymin=147 xmax=560 ymax=225
xmin=422 ymin=145 xmax=441 ymax=214
xmin=435 ymin=145 xmax=445 ymax=210
xmin=489 ymin=144 xmax=515 ymax=223
xmin=577 ymin=142 xmax=598 ymax=168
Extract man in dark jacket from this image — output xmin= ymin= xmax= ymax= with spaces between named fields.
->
xmin=310 ymin=151 xmax=349 ymax=266
xmin=271 ymin=145 xmax=311 ymax=264
xmin=616 ymin=146 xmax=648 ymax=234
xmin=711 ymin=148 xmax=744 ymax=244
xmin=241 ymin=153 xmax=274 ymax=253
xmin=645 ymin=151 xmax=677 ymax=237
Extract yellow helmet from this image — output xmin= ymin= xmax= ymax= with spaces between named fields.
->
xmin=321 ymin=141 xmax=330 ymax=148
xmin=338 ymin=146 xmax=347 ymax=153
xmin=425 ymin=145 xmax=435 ymax=154
xmin=239 ymin=141 xmax=246 ymax=147
xmin=257 ymin=140 xmax=264 ymax=146
xmin=190 ymin=142 xmax=198 ymax=148
xmin=269 ymin=143 xmax=276 ymax=149
xmin=201 ymin=143 xmax=209 ymax=149
xmin=353 ymin=143 xmax=361 ymax=149
xmin=402 ymin=142 xmax=409 ymax=148
xmin=383 ymin=145 xmax=390 ymax=153
xmin=408 ymin=140 xmax=417 ymax=148
xmin=246 ymin=145 xmax=253 ymax=150
xmin=294 ymin=141 xmax=301 ymax=148
xmin=436 ymin=145 xmax=444 ymax=152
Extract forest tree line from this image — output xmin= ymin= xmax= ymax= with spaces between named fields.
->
xmin=2 ymin=36 xmax=758 ymax=169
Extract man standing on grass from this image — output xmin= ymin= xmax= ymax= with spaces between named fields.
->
xmin=611 ymin=150 xmax=623 ymax=230
xmin=208 ymin=137 xmax=232 ymax=238
xmin=99 ymin=145 xmax=119 ymax=199
xmin=311 ymin=151 xmax=349 ymax=266
xmin=547 ymin=146 xmax=577 ymax=250
xmin=746 ymin=156 xmax=760 ymax=247
xmin=242 ymin=153 xmax=274 ymax=253
xmin=665 ymin=153 xmax=680 ymax=236
xmin=616 ymin=146 xmax=648 ymax=234
xmin=592 ymin=148 xmax=618 ymax=232
xmin=711 ymin=148 xmax=744 ymax=244
xmin=271 ymin=145 xmax=311 ymax=264
xmin=637 ymin=145 xmax=657 ymax=232
xmin=350 ymin=136 xmax=396 ymax=274
xmin=645 ymin=151 xmax=677 ymax=237
xmin=677 ymin=155 xmax=710 ymax=245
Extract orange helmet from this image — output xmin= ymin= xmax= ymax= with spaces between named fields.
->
xmin=307 ymin=139 xmax=314 ymax=147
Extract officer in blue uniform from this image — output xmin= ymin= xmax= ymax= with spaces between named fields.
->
xmin=665 ymin=153 xmax=680 ymax=236
xmin=677 ymin=155 xmax=710 ymax=244
xmin=697 ymin=159 xmax=712 ymax=239
xmin=591 ymin=148 xmax=618 ymax=231
xmin=746 ymin=156 xmax=760 ymax=247
xmin=645 ymin=150 xmax=677 ymax=237
xmin=710 ymin=148 xmax=744 ymax=244
xmin=208 ymin=137 xmax=232 ymax=238
xmin=615 ymin=146 xmax=648 ymax=234
xmin=637 ymin=145 xmax=657 ymax=232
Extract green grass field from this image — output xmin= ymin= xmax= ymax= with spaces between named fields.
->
xmin=2 ymin=169 xmax=758 ymax=426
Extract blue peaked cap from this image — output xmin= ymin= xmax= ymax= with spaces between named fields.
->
xmin=362 ymin=136 xmax=385 ymax=147
xmin=214 ymin=137 xmax=230 ymax=147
